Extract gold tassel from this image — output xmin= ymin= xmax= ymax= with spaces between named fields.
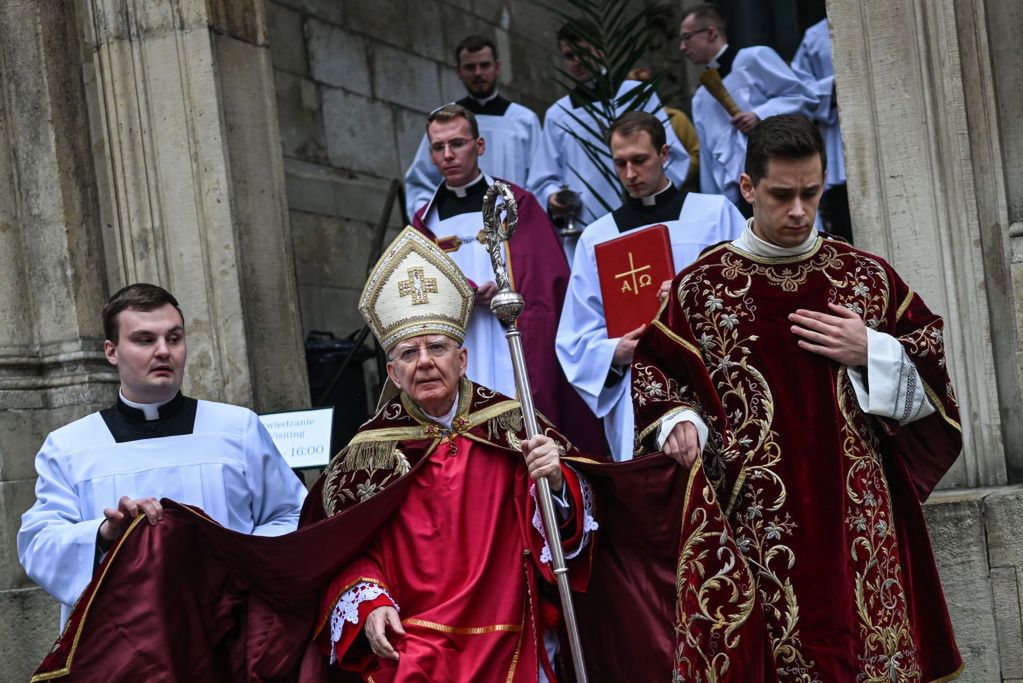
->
xmin=340 ymin=440 xmax=400 ymax=473
xmin=496 ymin=407 xmax=524 ymax=436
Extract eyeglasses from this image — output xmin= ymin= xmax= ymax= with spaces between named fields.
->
xmin=429 ymin=138 xmax=475 ymax=155
xmin=679 ymin=27 xmax=710 ymax=44
xmin=391 ymin=341 xmax=457 ymax=364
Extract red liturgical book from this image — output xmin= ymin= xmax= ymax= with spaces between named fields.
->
xmin=595 ymin=224 xmax=676 ymax=338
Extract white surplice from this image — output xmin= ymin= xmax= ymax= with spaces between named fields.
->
xmin=557 ymin=187 xmax=746 ymax=460
xmin=791 ymin=18 xmax=846 ymax=188
xmin=527 ymin=81 xmax=691 ymax=226
xmin=18 ymin=397 xmax=307 ymax=627
xmin=692 ymin=46 xmax=818 ymax=204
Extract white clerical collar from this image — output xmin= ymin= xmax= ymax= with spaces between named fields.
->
xmin=119 ymin=389 xmax=172 ymax=421
xmin=640 ymin=180 xmax=673 ymax=206
xmin=708 ymin=43 xmax=730 ymax=69
xmin=423 ymin=390 xmax=460 ymax=429
xmin=470 ymin=91 xmax=499 ymax=106
xmin=732 ymin=218 xmax=819 ymax=257
xmin=445 ymin=173 xmax=485 ymax=198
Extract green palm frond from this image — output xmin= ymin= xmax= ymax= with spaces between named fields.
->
xmin=542 ymin=0 xmax=667 ymax=210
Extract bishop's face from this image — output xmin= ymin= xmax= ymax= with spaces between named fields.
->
xmin=427 ymin=117 xmax=485 ymax=187
xmin=610 ymin=129 xmax=670 ymax=199
xmin=104 ymin=303 xmax=187 ymax=404
xmin=386 ymin=334 xmax=468 ymax=417
xmin=740 ymin=155 xmax=825 ymax=248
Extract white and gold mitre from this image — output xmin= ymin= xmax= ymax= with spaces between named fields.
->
xmin=359 ymin=226 xmax=474 ymax=350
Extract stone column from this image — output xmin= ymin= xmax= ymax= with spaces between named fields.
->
xmin=0 ymin=1 xmax=115 ymax=677
xmin=1 ymin=1 xmax=310 ymax=678
xmin=827 ymin=0 xmax=1021 ymax=489
xmin=829 ymin=2 xmax=1023 ymax=677
xmin=79 ymin=0 xmax=309 ymax=412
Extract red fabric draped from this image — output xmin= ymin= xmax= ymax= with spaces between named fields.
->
xmin=34 ymin=382 xmax=600 ymax=683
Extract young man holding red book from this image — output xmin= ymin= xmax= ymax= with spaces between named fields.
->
xmin=555 ymin=111 xmax=744 ymax=460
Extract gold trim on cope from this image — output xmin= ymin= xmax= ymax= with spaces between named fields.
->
xmin=402 ymin=618 xmax=522 ymax=635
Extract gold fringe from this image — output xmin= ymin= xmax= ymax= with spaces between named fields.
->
xmin=339 ymin=440 xmax=401 ymax=473
xmin=496 ymin=408 xmax=523 ymax=435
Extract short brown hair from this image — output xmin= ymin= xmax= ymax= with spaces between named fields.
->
xmin=455 ymin=34 xmax=497 ymax=64
xmin=103 ymin=283 xmax=183 ymax=344
xmin=607 ymin=111 xmax=666 ymax=149
xmin=427 ymin=103 xmax=479 ymax=139
xmin=744 ymin=115 xmax=826 ymax=185
xmin=680 ymin=3 xmax=727 ymax=33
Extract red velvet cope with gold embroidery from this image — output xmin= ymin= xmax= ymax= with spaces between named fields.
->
xmin=631 ymin=239 xmax=963 ymax=682
xmin=313 ymin=380 xmax=595 ymax=682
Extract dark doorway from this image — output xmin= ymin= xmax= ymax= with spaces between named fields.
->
xmin=715 ymin=0 xmax=828 ymax=61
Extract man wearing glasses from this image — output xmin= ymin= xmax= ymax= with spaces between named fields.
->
xmin=304 ymin=227 xmax=599 ymax=681
xmin=679 ymin=3 xmax=816 ymax=214
xmin=403 ymin=35 xmax=545 ymax=220
xmin=411 ymin=103 xmax=604 ymax=455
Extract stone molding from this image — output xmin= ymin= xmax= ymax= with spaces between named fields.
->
xmin=79 ymin=0 xmax=308 ymax=411
xmin=827 ymin=0 xmax=1017 ymax=487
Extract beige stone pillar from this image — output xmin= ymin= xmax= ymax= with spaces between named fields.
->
xmin=827 ymin=0 xmax=1021 ymax=489
xmin=0 ymin=2 xmax=115 ymax=677
xmin=79 ymin=0 xmax=309 ymax=412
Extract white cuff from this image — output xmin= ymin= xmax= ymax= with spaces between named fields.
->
xmin=849 ymin=328 xmax=936 ymax=425
xmin=655 ymin=410 xmax=708 ymax=453
xmin=329 ymin=582 xmax=398 ymax=664
xmin=530 ymin=476 xmax=598 ymax=564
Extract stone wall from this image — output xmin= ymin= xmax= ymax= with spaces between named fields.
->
xmin=829 ymin=0 xmax=1023 ymax=678
xmin=266 ymin=0 xmax=567 ymax=340
xmin=926 ymin=486 xmax=1023 ymax=681
xmin=0 ymin=1 xmax=309 ymax=679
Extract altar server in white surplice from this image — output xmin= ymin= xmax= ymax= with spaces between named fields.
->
xmin=679 ymin=4 xmax=817 ymax=210
xmin=557 ymin=112 xmax=745 ymax=461
xmin=412 ymin=103 xmax=605 ymax=455
xmin=792 ymin=17 xmax=852 ymax=242
xmin=404 ymin=34 xmax=545 ymax=220
xmin=18 ymin=284 xmax=306 ymax=627
xmin=527 ymin=20 xmax=691 ymax=227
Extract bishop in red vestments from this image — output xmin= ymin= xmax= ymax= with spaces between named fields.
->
xmin=305 ymin=226 xmax=599 ymax=681
xmin=626 ymin=116 xmax=963 ymax=681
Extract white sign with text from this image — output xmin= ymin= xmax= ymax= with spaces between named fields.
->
xmin=259 ymin=408 xmax=334 ymax=469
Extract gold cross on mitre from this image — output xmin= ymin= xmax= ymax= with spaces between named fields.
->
xmin=397 ymin=267 xmax=439 ymax=305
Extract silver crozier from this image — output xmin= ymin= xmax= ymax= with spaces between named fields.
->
xmin=481 ymin=181 xmax=589 ymax=682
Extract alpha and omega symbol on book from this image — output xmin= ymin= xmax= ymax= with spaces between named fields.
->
xmin=615 ymin=252 xmax=654 ymax=295
xmin=397 ymin=267 xmax=439 ymax=305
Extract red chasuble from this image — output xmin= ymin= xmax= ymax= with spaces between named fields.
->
xmin=31 ymin=380 xmax=600 ymax=683
xmin=308 ymin=378 xmax=597 ymax=681
xmin=622 ymin=237 xmax=964 ymax=681
xmin=412 ymin=179 xmax=604 ymax=456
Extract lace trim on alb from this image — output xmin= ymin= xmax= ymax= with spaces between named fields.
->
xmin=328 ymin=582 xmax=398 ymax=664
xmin=530 ymin=473 xmax=599 ymax=564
